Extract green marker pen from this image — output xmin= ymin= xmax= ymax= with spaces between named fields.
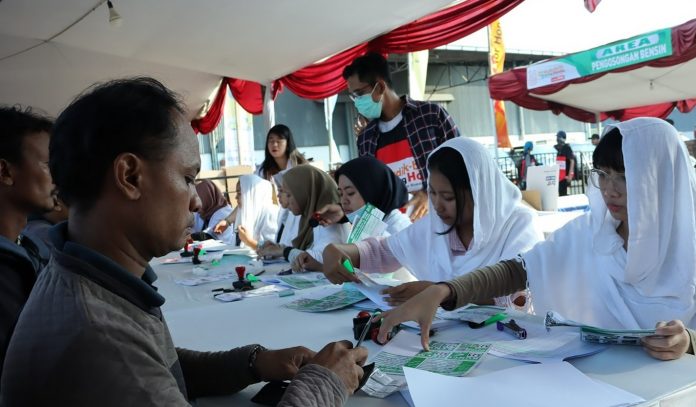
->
xmin=342 ymin=258 xmax=355 ymax=274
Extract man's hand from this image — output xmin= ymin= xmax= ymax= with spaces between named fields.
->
xmin=642 ymin=320 xmax=692 ymax=360
xmin=353 ymin=116 xmax=368 ymax=138
xmin=381 ymin=281 xmax=434 ymax=306
xmin=253 ymin=346 xmax=315 ymax=382
xmin=321 ymin=244 xmax=360 ymax=284
xmin=407 ymin=190 xmax=429 ymax=222
xmin=377 ymin=284 xmax=451 ymax=350
xmin=309 ymin=341 xmax=368 ymax=394
xmin=315 ymin=204 xmax=345 ymax=226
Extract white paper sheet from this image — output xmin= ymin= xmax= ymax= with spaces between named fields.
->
xmin=404 ymin=362 xmax=644 ymax=407
xmin=344 ymin=271 xmax=401 ymax=311
xmin=459 ymin=316 xmax=605 ymax=363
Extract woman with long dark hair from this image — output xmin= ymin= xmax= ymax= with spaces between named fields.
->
xmin=256 ymin=124 xmax=307 ymax=181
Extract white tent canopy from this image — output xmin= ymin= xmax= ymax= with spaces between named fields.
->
xmin=0 ymin=0 xmax=458 ymax=118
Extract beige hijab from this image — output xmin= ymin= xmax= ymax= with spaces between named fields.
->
xmin=282 ymin=165 xmax=340 ymax=250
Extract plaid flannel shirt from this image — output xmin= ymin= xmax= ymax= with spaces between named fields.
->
xmin=357 ymin=96 xmax=459 ymax=190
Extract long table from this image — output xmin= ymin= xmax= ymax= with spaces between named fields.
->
xmin=154 ymin=253 xmax=696 ymax=406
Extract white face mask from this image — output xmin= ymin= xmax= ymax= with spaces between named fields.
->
xmin=346 ymin=205 xmax=366 ymax=224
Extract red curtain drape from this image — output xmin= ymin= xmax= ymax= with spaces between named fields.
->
xmin=278 ymin=0 xmax=525 ymax=99
xmin=191 ymin=78 xmax=264 ymax=134
xmin=191 ymin=80 xmax=227 ymax=134
xmin=489 ymin=18 xmax=696 ymax=122
xmin=192 ymin=0 xmax=526 ymax=126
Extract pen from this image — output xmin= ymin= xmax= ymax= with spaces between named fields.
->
xmin=467 ymin=312 xmax=507 ymax=329
xmin=342 ymin=258 xmax=355 ymax=274
xmin=211 ymin=287 xmax=234 ymax=293
xmin=356 ymin=313 xmax=374 ymax=348
xmin=497 ymin=319 xmax=527 ymax=340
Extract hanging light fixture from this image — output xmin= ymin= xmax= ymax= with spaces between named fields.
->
xmin=107 ymin=1 xmax=123 ymax=27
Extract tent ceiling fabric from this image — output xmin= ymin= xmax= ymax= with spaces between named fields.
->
xmin=489 ymin=18 xmax=696 ymax=122
xmin=0 ymin=0 xmax=459 ymax=117
xmin=531 ymin=60 xmax=696 ymax=113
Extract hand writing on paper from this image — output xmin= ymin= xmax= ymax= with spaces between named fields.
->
xmin=315 ymin=204 xmax=345 ymax=226
xmin=309 ymin=341 xmax=368 ymax=394
xmin=381 ymin=281 xmax=435 ymax=306
xmin=321 ymin=244 xmax=360 ymax=284
xmin=642 ymin=320 xmax=692 ymax=360
xmin=407 ymin=190 xmax=429 ymax=222
xmin=257 ymin=242 xmax=284 ymax=258
xmin=291 ymin=251 xmax=321 ymax=272
xmin=377 ymin=284 xmax=452 ymax=351
xmin=254 ymin=346 xmax=315 ymax=381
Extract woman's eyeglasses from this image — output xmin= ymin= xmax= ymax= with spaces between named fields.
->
xmin=589 ymin=168 xmax=626 ymax=193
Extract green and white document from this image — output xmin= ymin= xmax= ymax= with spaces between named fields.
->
xmin=346 ymin=203 xmax=387 ymax=243
xmin=284 ymin=286 xmax=367 ymax=312
xmin=373 ymin=331 xmax=490 ymax=377
xmin=545 ymin=311 xmax=657 ymax=345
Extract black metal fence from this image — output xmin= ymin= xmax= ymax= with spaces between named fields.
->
xmin=495 ymin=151 xmax=594 ymax=196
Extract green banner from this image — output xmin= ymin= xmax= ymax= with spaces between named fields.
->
xmin=527 ymin=28 xmax=672 ymax=89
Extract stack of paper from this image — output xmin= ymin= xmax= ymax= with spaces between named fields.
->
xmin=284 ymin=286 xmax=367 ymax=312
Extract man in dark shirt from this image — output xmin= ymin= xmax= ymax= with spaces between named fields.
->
xmin=1 ymin=78 xmax=366 ymax=406
xmin=555 ymin=131 xmax=576 ymax=197
xmin=0 ymin=106 xmax=54 ymax=378
xmin=343 ymin=52 xmax=459 ymax=221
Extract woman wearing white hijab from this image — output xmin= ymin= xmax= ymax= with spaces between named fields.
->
xmin=257 ymin=170 xmax=300 ymax=258
xmin=214 ymin=174 xmax=278 ymax=248
xmin=323 ymin=137 xmax=542 ymax=305
xmin=377 ymin=118 xmax=696 ymax=361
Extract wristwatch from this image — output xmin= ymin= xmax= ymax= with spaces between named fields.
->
xmin=248 ymin=344 xmax=268 ymax=381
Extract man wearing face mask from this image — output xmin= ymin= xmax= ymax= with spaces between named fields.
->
xmin=342 ymin=52 xmax=460 ymax=222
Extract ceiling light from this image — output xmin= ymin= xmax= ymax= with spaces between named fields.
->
xmin=107 ymin=1 xmax=123 ymax=27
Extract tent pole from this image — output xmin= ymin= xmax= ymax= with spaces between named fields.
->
xmin=263 ymin=83 xmax=275 ymax=133
xmin=487 ymin=25 xmax=499 ymax=158
xmin=595 ymin=112 xmax=602 ymax=135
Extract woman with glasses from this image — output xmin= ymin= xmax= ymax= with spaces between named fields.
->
xmin=376 ymin=118 xmax=696 ymax=361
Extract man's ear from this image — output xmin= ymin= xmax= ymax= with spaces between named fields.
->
xmin=0 ymin=159 xmax=15 ymax=186
xmin=113 ymin=153 xmax=143 ymax=200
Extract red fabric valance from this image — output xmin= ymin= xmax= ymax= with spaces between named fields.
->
xmin=191 ymin=78 xmax=264 ymax=134
xmin=191 ymin=80 xmax=227 ymax=134
xmin=488 ymin=18 xmax=696 ymax=123
xmin=192 ymin=0 xmax=526 ymax=126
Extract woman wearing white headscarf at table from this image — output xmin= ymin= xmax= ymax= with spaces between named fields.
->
xmin=323 ymin=137 xmax=542 ymax=306
xmin=214 ymin=174 xmax=278 ymax=249
xmin=377 ymin=118 xmax=696 ymax=361
xmin=272 ymin=170 xmax=300 ymax=247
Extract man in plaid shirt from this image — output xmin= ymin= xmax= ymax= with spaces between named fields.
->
xmin=343 ymin=52 xmax=459 ymax=221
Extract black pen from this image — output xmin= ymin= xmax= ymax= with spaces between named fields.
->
xmin=356 ymin=316 xmax=373 ymax=348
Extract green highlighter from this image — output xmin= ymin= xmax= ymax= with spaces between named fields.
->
xmin=468 ymin=312 xmax=507 ymax=329
xmin=342 ymin=258 xmax=355 ymax=274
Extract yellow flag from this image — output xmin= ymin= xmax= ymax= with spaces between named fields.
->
xmin=488 ymin=20 xmax=511 ymax=148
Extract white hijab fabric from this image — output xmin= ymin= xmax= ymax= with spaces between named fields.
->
xmin=235 ymin=175 xmax=279 ymax=246
xmin=524 ymin=118 xmax=696 ymax=329
xmin=387 ymin=137 xmax=542 ymax=282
